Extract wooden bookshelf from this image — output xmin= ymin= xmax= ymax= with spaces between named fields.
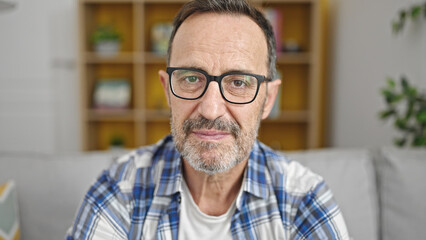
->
xmin=78 ymin=0 xmax=328 ymax=151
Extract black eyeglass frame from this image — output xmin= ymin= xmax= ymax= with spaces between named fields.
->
xmin=166 ymin=67 xmax=271 ymax=104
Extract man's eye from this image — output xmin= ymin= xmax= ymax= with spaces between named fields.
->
xmin=232 ymin=79 xmax=247 ymax=88
xmin=184 ymin=76 xmax=199 ymax=83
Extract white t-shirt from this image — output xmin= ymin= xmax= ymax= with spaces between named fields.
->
xmin=178 ymin=179 xmax=238 ymax=239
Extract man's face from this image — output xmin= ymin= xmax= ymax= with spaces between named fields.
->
xmin=159 ymin=13 xmax=280 ymax=175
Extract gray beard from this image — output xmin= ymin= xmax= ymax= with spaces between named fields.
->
xmin=181 ymin=137 xmax=241 ymax=175
xmin=171 ymin=113 xmax=262 ymax=175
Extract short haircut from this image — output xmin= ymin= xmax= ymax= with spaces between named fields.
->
xmin=167 ymin=0 xmax=278 ymax=80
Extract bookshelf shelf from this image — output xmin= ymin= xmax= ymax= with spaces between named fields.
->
xmin=88 ymin=109 xmax=135 ymax=122
xmin=141 ymin=0 xmax=188 ymax=3
xmin=144 ymin=52 xmax=168 ymax=64
xmin=85 ymin=52 xmax=135 ymax=64
xmin=263 ymin=0 xmax=314 ymax=3
xmin=79 ymin=0 xmax=328 ymax=151
xmin=83 ymin=0 xmax=133 ymax=3
xmin=265 ymin=111 xmax=309 ymax=122
xmin=144 ymin=109 xmax=171 ymax=121
xmin=277 ymin=52 xmax=310 ymax=64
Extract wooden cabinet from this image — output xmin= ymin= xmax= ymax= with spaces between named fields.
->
xmin=78 ymin=0 xmax=328 ymax=151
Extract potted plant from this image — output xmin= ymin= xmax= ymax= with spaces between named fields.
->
xmin=91 ymin=24 xmax=122 ymax=56
xmin=379 ymin=2 xmax=426 ymax=147
xmin=109 ymin=134 xmax=125 ymax=150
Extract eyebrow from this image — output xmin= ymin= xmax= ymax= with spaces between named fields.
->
xmin=176 ymin=65 xmax=256 ymax=75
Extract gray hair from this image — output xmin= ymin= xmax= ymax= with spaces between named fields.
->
xmin=167 ymin=0 xmax=278 ymax=80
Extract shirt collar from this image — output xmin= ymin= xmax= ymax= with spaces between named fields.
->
xmin=154 ymin=136 xmax=183 ymax=197
xmin=243 ymin=140 xmax=270 ymax=199
xmin=155 ymin=136 xmax=270 ymax=200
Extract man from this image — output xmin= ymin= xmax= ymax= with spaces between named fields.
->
xmin=68 ymin=0 xmax=349 ymax=239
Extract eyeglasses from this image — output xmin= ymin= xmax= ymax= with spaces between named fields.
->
xmin=166 ymin=67 xmax=271 ymax=104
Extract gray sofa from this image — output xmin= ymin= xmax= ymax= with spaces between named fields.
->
xmin=0 ymin=147 xmax=425 ymax=240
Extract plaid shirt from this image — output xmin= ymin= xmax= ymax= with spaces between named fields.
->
xmin=67 ymin=135 xmax=349 ymax=239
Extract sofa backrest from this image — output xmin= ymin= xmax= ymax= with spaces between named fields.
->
xmin=0 ymin=152 xmax=120 ymax=240
xmin=2 ymin=147 xmax=424 ymax=240
xmin=375 ymin=147 xmax=426 ymax=240
xmin=285 ymin=149 xmax=379 ymax=240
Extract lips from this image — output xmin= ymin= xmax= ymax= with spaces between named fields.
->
xmin=192 ymin=130 xmax=231 ymax=141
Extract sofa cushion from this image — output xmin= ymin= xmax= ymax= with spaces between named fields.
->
xmin=0 ymin=151 xmax=121 ymax=240
xmin=375 ymin=147 xmax=426 ymax=240
xmin=0 ymin=180 xmax=20 ymax=240
xmin=285 ymin=149 xmax=379 ymax=240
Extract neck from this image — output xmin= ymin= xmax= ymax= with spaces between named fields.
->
xmin=182 ymin=158 xmax=247 ymax=216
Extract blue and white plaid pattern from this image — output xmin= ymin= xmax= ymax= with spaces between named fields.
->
xmin=67 ymin=135 xmax=349 ymax=239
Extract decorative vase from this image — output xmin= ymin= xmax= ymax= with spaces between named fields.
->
xmin=94 ymin=41 xmax=121 ymax=57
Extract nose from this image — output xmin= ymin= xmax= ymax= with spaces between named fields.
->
xmin=197 ymin=82 xmax=227 ymax=120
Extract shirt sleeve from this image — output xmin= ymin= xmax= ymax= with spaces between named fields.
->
xmin=291 ymin=181 xmax=350 ymax=240
xmin=66 ymin=169 xmax=134 ymax=240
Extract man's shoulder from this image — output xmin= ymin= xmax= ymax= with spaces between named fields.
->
xmin=258 ymin=143 xmax=349 ymax=239
xmin=259 ymin=142 xmax=324 ymax=194
xmin=105 ymin=135 xmax=177 ymax=191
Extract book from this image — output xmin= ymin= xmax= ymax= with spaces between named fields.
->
xmin=264 ymin=8 xmax=283 ymax=54
xmin=151 ymin=22 xmax=173 ymax=55
xmin=268 ymin=70 xmax=283 ymax=119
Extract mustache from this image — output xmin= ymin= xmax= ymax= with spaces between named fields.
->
xmin=182 ymin=116 xmax=241 ymax=138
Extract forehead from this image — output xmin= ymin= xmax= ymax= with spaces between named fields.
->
xmin=169 ymin=13 xmax=268 ymax=75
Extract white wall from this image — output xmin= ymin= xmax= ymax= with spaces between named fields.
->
xmin=328 ymin=0 xmax=426 ymax=148
xmin=0 ymin=0 xmax=80 ymax=153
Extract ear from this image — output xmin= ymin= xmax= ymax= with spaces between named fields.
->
xmin=261 ymin=79 xmax=282 ymax=120
xmin=159 ymin=70 xmax=171 ymax=106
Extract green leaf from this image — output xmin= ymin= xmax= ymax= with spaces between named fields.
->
xmin=394 ymin=94 xmax=404 ymax=102
xmin=407 ymin=87 xmax=418 ymax=98
xmin=386 ymin=95 xmax=395 ymax=104
xmin=394 ymin=138 xmax=406 ymax=147
xmin=386 ymin=78 xmax=396 ymax=88
xmin=406 ymin=95 xmax=416 ymax=117
xmin=395 ymin=118 xmax=408 ymax=130
xmin=381 ymin=88 xmax=398 ymax=104
xmin=392 ymin=21 xmax=402 ymax=33
xmin=416 ymin=109 xmax=426 ymax=123
xmin=401 ymin=77 xmax=409 ymax=92
xmin=411 ymin=5 xmax=422 ymax=19
xmin=400 ymin=9 xmax=407 ymax=20
xmin=412 ymin=136 xmax=426 ymax=146
xmin=407 ymin=126 xmax=418 ymax=133
xmin=379 ymin=109 xmax=395 ymax=119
